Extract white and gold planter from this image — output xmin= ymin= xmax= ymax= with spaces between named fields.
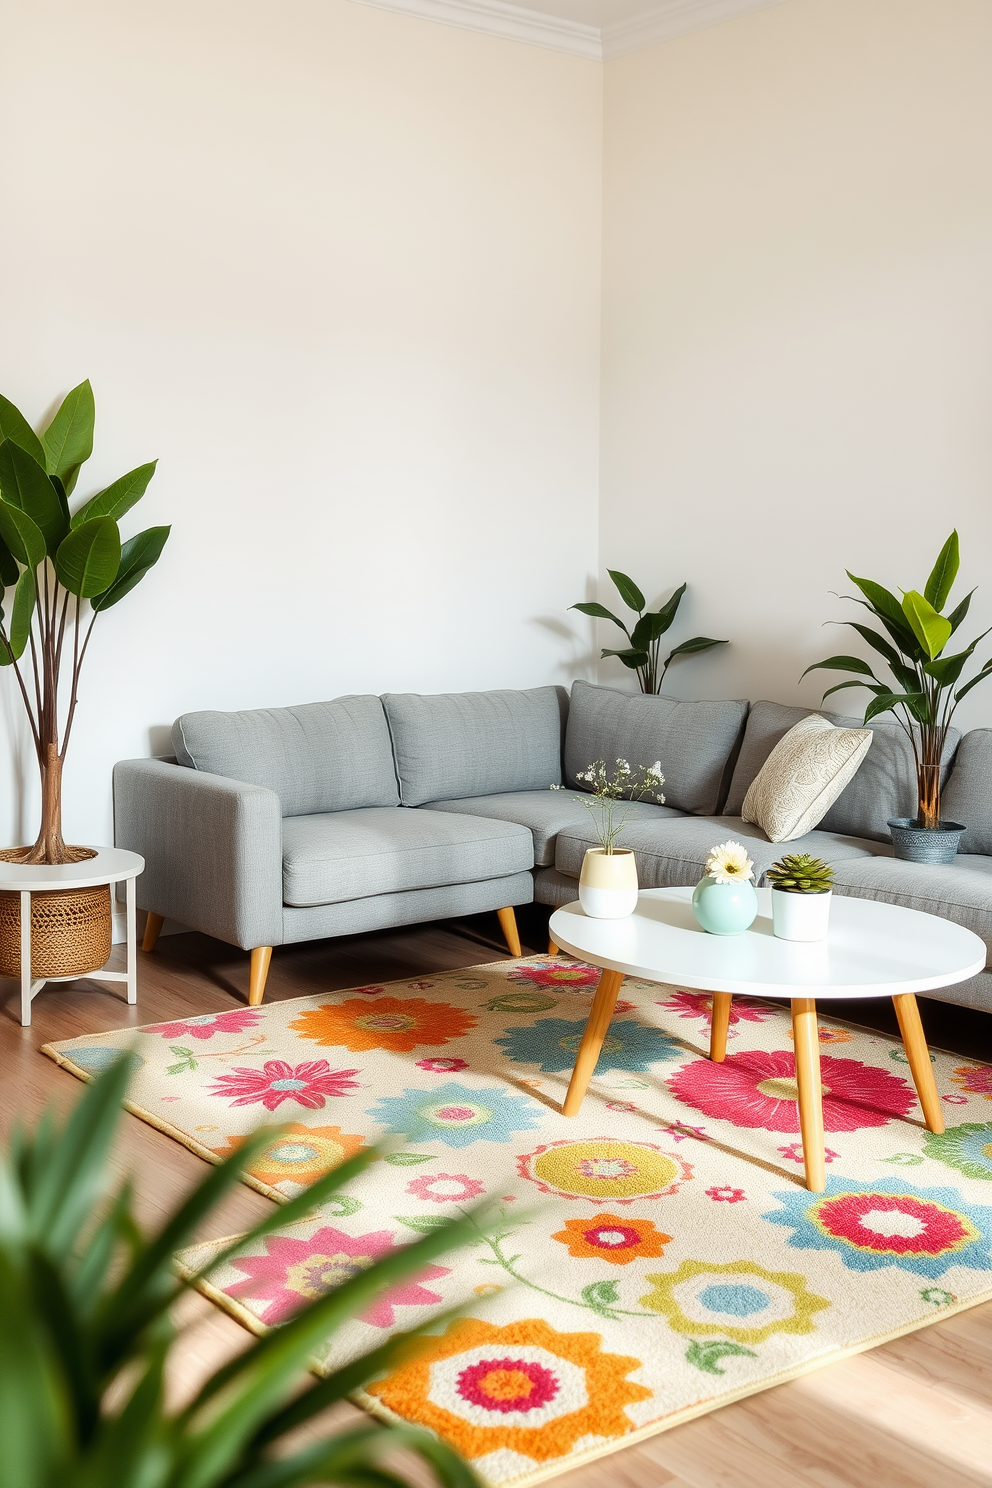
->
xmin=578 ymin=847 xmax=638 ymax=919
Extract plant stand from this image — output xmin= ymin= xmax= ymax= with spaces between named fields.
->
xmin=0 ymin=848 xmax=144 ymax=1026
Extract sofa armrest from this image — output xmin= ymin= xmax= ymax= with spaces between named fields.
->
xmin=113 ymin=758 xmax=283 ymax=950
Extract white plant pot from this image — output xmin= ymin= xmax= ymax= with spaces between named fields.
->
xmin=578 ymin=847 xmax=638 ymax=920
xmin=771 ymin=888 xmax=832 ymax=942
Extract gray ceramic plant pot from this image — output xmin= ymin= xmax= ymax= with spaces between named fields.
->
xmin=887 ymin=818 xmax=965 ymax=865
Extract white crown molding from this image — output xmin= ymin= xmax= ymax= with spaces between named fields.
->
xmin=348 ymin=0 xmax=602 ymax=60
xmin=347 ymin=0 xmax=785 ymax=59
xmin=601 ymin=0 xmax=786 ymax=57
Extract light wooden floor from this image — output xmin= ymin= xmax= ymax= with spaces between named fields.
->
xmin=2 ymin=908 xmax=991 ymax=1488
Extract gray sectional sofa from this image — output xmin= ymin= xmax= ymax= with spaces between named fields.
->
xmin=114 ymin=680 xmax=992 ymax=1014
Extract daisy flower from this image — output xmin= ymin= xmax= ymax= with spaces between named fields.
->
xmin=704 ymin=840 xmax=754 ymax=884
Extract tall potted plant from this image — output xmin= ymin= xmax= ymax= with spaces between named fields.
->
xmin=571 ymin=570 xmax=727 ymax=694
xmin=0 ymin=381 xmax=169 ymax=970
xmin=803 ymin=531 xmax=992 ymax=863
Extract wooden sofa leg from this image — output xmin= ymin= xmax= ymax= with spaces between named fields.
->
xmin=496 ymin=907 xmax=522 ymax=958
xmin=142 ymin=912 xmax=165 ymax=952
xmin=248 ymin=946 xmax=273 ymax=1006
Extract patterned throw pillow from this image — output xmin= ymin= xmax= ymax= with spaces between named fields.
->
xmin=741 ymin=713 xmax=873 ymax=842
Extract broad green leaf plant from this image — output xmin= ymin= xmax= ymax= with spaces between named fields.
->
xmin=0 ymin=1054 xmax=480 ymax=1488
xmin=571 ymin=570 xmax=727 ymax=694
xmin=0 ymin=382 xmax=169 ymax=863
xmin=802 ymin=531 xmax=992 ymax=830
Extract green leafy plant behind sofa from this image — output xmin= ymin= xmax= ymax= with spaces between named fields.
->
xmin=571 ymin=570 xmax=728 ymax=695
xmin=802 ymin=531 xmax=992 ymax=830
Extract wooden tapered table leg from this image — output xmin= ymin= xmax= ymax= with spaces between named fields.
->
xmin=497 ymin=907 xmax=522 ymax=958
xmin=547 ymin=938 xmax=559 ymax=957
xmin=709 ymin=992 xmax=732 ymax=1062
xmin=248 ymin=946 xmax=273 ymax=1007
xmin=563 ymin=967 xmax=625 ymax=1117
xmin=792 ymin=997 xmax=826 ymax=1192
xmin=142 ymin=911 xmax=165 ymax=952
xmin=892 ymin=993 xmax=944 ymax=1133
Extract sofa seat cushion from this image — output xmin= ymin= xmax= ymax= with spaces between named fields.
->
xmin=382 ymin=687 xmax=567 ymax=807
xmin=554 ymin=814 xmax=882 ymax=889
xmin=425 ymin=791 xmax=685 ymax=867
xmin=282 ymin=807 xmax=534 ymax=907
xmin=173 ymin=696 xmax=399 ymax=816
xmin=724 ymin=699 xmax=959 ymax=842
xmin=830 ymin=856 xmax=992 ymax=959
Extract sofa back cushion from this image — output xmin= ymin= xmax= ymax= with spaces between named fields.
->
xmin=564 ymin=680 xmax=748 ymax=815
xmin=725 ymin=699 xmax=960 ymax=843
xmin=942 ymin=730 xmax=992 ymax=854
xmin=383 ymin=687 xmax=568 ymax=807
xmin=173 ymin=696 xmax=399 ymax=816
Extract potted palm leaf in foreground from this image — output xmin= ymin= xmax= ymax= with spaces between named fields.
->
xmin=803 ymin=531 xmax=992 ymax=863
xmin=0 ymin=381 xmax=169 ymax=975
xmin=766 ymin=854 xmax=834 ymax=942
xmin=1 ymin=1055 xmax=479 ymax=1488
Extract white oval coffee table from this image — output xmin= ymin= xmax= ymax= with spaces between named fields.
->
xmin=549 ymin=886 xmax=986 ymax=1191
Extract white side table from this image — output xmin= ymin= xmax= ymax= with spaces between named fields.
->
xmin=0 ymin=847 xmax=145 ymax=1027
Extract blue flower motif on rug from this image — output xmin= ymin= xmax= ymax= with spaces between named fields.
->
xmin=495 ymin=1018 xmax=682 ymax=1074
xmin=923 ymin=1123 xmax=992 ymax=1181
xmin=68 ymin=1047 xmax=145 ymax=1074
xmin=764 ymin=1175 xmax=992 ymax=1278
xmin=367 ymin=1082 xmax=542 ymax=1148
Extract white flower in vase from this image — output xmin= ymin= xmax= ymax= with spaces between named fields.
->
xmin=703 ymin=840 xmax=755 ymax=886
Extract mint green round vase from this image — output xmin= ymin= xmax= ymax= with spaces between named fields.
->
xmin=692 ymin=875 xmax=758 ymax=935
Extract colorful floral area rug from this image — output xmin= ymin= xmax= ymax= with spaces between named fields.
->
xmin=43 ymin=958 xmax=992 ymax=1488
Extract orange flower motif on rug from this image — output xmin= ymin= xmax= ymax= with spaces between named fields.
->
xmin=289 ymin=997 xmax=477 ymax=1053
xmin=212 ymin=1124 xmax=366 ymax=1190
xmin=551 ymin=1213 xmax=671 ymax=1265
xmin=366 ymin=1316 xmax=649 ymax=1462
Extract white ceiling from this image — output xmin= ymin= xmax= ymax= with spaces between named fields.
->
xmin=349 ymin=0 xmax=787 ymax=59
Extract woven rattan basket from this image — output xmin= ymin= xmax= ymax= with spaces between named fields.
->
xmin=0 ymin=848 xmax=112 ymax=979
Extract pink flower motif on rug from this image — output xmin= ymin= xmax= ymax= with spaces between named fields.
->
xmin=668 ymin=1051 xmax=916 ymax=1133
xmin=951 ymin=1065 xmax=992 ymax=1100
xmin=657 ymin=991 xmax=775 ymax=1026
xmin=209 ymin=1060 xmax=360 ymax=1110
xmin=706 ymin=1186 xmax=746 ymax=1202
xmin=507 ymin=961 xmax=602 ymax=990
xmin=225 ymin=1226 xmax=449 ymax=1326
xmin=147 ymin=1009 xmax=263 ymax=1040
xmin=778 ymin=1142 xmax=839 ymax=1165
xmin=406 ymin=1173 xmax=486 ymax=1204
xmin=417 ymin=1057 xmax=469 ymax=1073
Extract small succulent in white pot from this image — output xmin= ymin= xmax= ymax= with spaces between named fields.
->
xmin=553 ymin=759 xmax=665 ymax=919
xmin=692 ymin=840 xmax=758 ymax=935
xmin=766 ymin=853 xmax=835 ymax=942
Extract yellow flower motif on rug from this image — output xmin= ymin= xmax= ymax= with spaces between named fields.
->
xmin=366 ymin=1316 xmax=650 ymax=1462
xmin=640 ymin=1258 xmax=830 ymax=1344
xmin=518 ymin=1138 xmax=693 ymax=1204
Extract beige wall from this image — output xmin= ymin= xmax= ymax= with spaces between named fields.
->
xmin=599 ymin=0 xmax=992 ymax=721
xmin=4 ymin=0 xmax=992 ymax=858
xmin=0 ymin=0 xmax=603 ymax=849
